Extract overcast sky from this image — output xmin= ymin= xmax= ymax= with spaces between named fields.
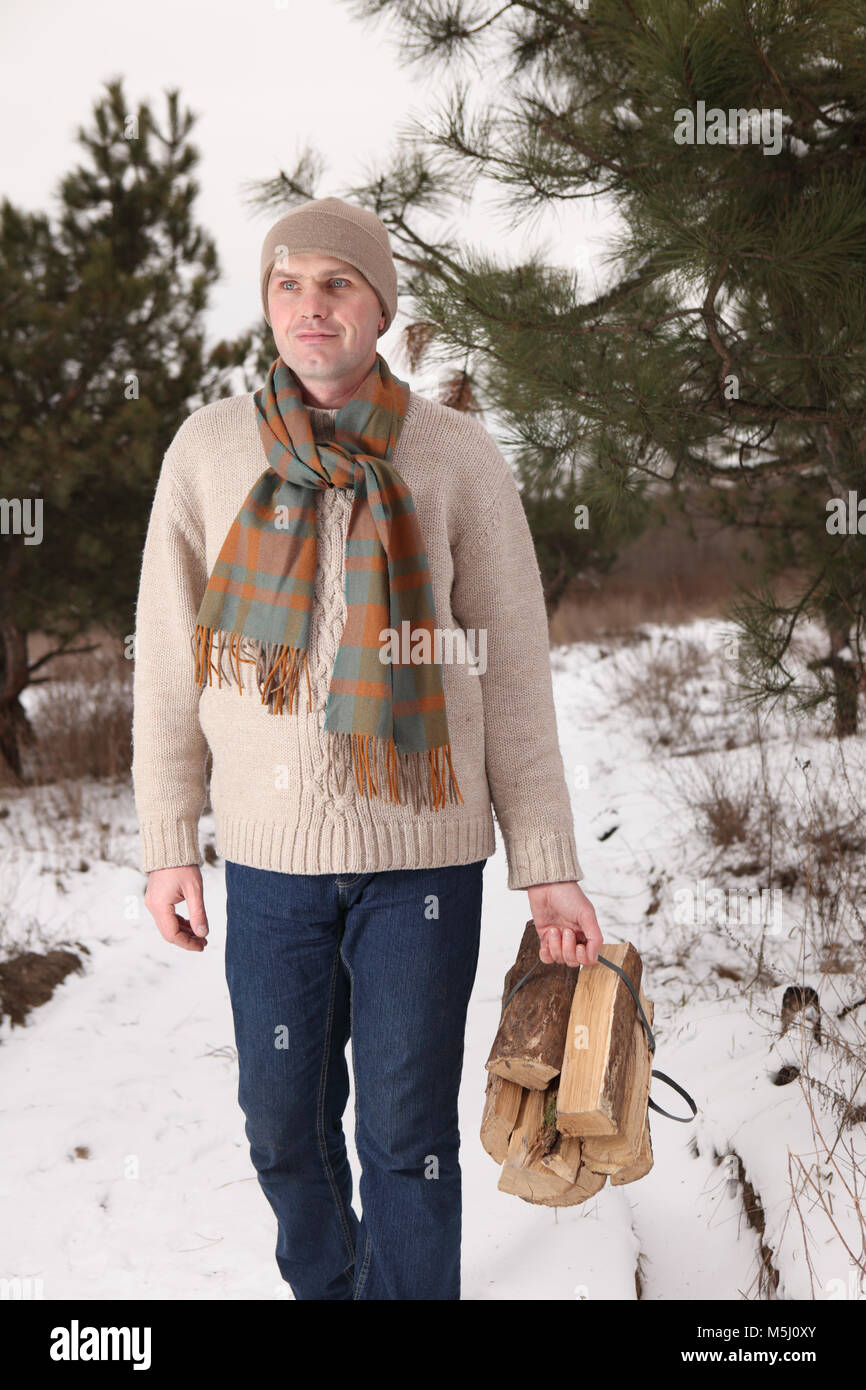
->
xmin=2 ymin=0 xmax=619 ymax=390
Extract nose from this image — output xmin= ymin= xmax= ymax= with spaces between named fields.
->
xmin=297 ymin=285 xmax=329 ymax=319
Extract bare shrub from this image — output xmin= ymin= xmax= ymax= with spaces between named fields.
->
xmin=607 ymin=630 xmax=721 ymax=752
xmin=24 ymin=658 xmax=132 ymax=786
xmin=679 ymin=760 xmax=759 ymax=849
xmin=669 ymin=732 xmax=866 ymax=1278
xmin=0 ymin=636 xmax=133 ymax=874
xmin=0 ymin=634 xmax=132 ymax=793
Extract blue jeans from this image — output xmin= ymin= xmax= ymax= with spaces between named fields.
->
xmin=223 ymin=858 xmax=486 ymax=1301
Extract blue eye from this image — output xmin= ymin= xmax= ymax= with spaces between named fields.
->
xmin=277 ymin=278 xmax=349 ymax=289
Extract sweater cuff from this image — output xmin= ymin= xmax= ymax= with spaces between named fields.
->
xmin=139 ymin=817 xmax=203 ymax=874
xmin=501 ymin=827 xmax=584 ymax=892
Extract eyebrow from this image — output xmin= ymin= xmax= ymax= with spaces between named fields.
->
xmin=269 ymin=265 xmax=354 ymax=281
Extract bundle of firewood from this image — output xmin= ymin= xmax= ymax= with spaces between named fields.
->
xmin=481 ymin=920 xmax=654 ymax=1205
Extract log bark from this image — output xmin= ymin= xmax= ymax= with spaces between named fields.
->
xmin=556 ymin=942 xmax=643 ymax=1136
xmin=485 ymin=918 xmax=580 ymax=1089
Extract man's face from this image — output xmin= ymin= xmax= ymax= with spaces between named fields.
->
xmin=267 ymin=252 xmax=385 ymax=398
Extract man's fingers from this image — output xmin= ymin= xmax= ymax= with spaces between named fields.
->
xmin=560 ymin=927 xmax=582 ymax=968
xmin=148 ymin=899 xmax=207 ymax=951
xmin=144 ymin=867 xmax=209 ymax=952
xmin=171 ymin=919 xmax=208 ymax=952
xmin=580 ymin=912 xmax=603 ymax=964
xmin=538 ymin=927 xmax=565 ymax=966
xmin=185 ymin=886 xmax=209 ymax=937
xmin=164 ymin=912 xmax=208 ymax=952
xmin=536 ymin=925 xmax=596 ymax=968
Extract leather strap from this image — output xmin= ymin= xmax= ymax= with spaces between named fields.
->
xmin=501 ymin=951 xmax=698 ymax=1124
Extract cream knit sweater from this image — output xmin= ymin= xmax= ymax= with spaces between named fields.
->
xmin=131 ymin=387 xmax=584 ymax=891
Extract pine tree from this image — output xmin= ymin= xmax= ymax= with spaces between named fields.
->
xmin=0 ymin=78 xmax=251 ymax=777
xmin=251 ymin=0 xmax=866 ymax=733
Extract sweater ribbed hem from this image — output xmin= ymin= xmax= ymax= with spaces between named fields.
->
xmin=139 ymin=817 xmax=202 ymax=873
xmin=137 ymin=812 xmax=582 ymax=888
xmin=501 ymin=828 xmax=584 ymax=891
xmin=213 ymin=809 xmax=497 ymax=877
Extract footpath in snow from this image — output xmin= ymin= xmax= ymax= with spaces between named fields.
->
xmin=1 ymin=619 xmax=864 ymax=1300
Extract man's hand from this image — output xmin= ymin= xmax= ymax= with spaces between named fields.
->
xmin=526 ymin=880 xmax=602 ymax=967
xmin=145 ymin=865 xmax=209 ymax=952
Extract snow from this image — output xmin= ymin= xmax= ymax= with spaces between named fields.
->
xmin=2 ymin=617 xmax=865 ymax=1301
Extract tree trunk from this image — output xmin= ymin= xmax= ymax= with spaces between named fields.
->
xmin=542 ymin=554 xmax=570 ymax=622
xmin=0 ymin=619 xmax=33 ymax=780
xmin=823 ymin=609 xmax=860 ymax=737
xmin=828 ymin=655 xmax=859 ymax=738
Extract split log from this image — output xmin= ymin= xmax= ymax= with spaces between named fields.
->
xmin=497 ymin=1084 xmax=588 ymax=1204
xmin=485 ymin=918 xmax=580 ymax=1089
xmin=536 ymin=1127 xmax=583 ymax=1187
xmin=582 ymin=991 xmax=654 ymax=1174
xmin=523 ymin=1163 xmax=608 ymax=1207
xmin=611 ymin=1106 xmax=653 ymax=1186
xmin=480 ymin=1071 xmax=525 ymax=1163
xmin=556 ymin=942 xmax=643 ymax=1137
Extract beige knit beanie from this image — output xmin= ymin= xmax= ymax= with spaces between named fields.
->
xmin=260 ymin=197 xmax=398 ymax=337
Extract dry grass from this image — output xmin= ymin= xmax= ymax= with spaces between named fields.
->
xmin=685 ymin=764 xmax=757 ymax=849
xmin=1 ymin=629 xmax=132 ymax=791
xmin=551 ymin=575 xmax=735 ymax=645
xmin=670 ymin=730 xmax=866 ymax=1284
xmin=603 ymin=628 xmax=751 ymax=757
xmin=0 ymin=629 xmax=134 ymax=882
xmin=548 ymin=509 xmax=804 ymax=646
xmin=607 ymin=624 xmax=866 ymax=1290
xmin=610 ymin=634 xmax=715 ymax=749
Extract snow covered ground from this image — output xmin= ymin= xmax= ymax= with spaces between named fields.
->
xmin=2 ymin=618 xmax=865 ymax=1301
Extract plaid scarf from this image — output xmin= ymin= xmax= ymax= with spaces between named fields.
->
xmin=191 ymin=353 xmax=463 ymax=813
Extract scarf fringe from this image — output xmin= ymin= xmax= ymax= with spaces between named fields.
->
xmin=193 ymin=624 xmax=312 ymax=713
xmin=193 ymin=624 xmax=464 ymax=812
xmin=326 ymin=731 xmax=464 ymax=812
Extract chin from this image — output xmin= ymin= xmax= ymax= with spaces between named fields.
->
xmin=282 ymin=349 xmax=327 ymax=370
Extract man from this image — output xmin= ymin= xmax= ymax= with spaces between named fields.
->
xmin=132 ymin=196 xmax=603 ymax=1301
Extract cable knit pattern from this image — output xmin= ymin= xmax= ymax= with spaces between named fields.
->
xmin=131 ymin=389 xmax=584 ymax=890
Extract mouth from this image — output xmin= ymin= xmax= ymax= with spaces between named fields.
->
xmin=296 ymin=332 xmax=337 ymax=342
